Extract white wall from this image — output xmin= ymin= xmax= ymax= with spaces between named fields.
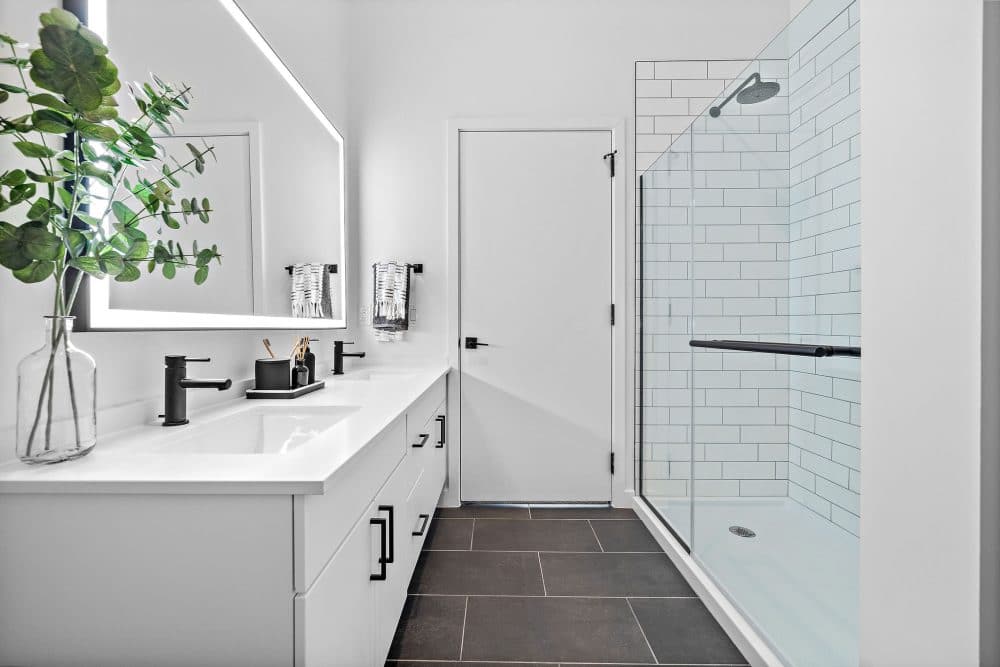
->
xmin=860 ymin=1 xmax=983 ymax=665
xmin=0 ymin=0 xmax=353 ymax=460
xmin=346 ymin=0 xmax=793 ymax=364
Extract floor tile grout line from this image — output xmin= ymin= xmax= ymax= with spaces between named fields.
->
xmin=407 ymin=593 xmax=700 ymax=599
xmin=435 ymin=516 xmax=639 ymax=521
xmin=626 ymin=596 xmax=660 ymax=665
xmin=469 ymin=518 xmax=476 ymax=550
xmin=588 ymin=520 xmax=606 ymax=552
xmin=537 ymin=551 xmax=548 ymax=596
xmin=385 ymin=662 xmax=748 ymax=666
xmin=424 ymin=549 xmax=666 ymax=556
xmin=458 ymin=595 xmax=469 ymax=660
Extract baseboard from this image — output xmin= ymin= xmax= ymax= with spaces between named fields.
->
xmin=631 ymin=496 xmax=786 ymax=667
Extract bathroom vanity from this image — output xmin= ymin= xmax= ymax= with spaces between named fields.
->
xmin=0 ymin=366 xmax=449 ymax=667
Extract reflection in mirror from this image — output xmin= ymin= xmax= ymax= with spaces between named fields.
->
xmin=80 ymin=0 xmax=345 ymax=329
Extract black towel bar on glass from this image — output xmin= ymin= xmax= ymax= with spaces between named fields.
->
xmin=285 ymin=264 xmax=337 ymax=275
xmin=689 ymin=339 xmax=861 ymax=358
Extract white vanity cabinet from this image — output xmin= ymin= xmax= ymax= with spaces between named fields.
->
xmin=0 ymin=373 xmax=449 ymax=667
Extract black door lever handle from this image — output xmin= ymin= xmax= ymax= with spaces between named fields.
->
xmin=465 ymin=337 xmax=489 ymax=349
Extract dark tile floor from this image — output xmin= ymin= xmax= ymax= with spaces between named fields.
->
xmin=386 ymin=506 xmax=748 ymax=666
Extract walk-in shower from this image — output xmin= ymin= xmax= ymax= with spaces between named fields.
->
xmin=638 ymin=0 xmax=860 ymax=665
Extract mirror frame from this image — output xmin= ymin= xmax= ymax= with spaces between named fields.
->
xmin=72 ymin=0 xmax=348 ymax=330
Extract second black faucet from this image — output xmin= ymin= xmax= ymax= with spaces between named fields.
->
xmin=332 ymin=341 xmax=366 ymax=375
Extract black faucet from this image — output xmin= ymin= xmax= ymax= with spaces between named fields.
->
xmin=160 ymin=355 xmax=232 ymax=426
xmin=332 ymin=341 xmax=366 ymax=375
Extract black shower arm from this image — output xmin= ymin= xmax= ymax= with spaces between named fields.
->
xmin=710 ymin=72 xmax=761 ymax=116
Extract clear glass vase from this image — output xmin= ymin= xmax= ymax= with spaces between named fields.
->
xmin=16 ymin=316 xmax=97 ymax=464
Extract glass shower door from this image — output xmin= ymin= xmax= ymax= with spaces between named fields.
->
xmin=638 ymin=124 xmax=695 ymax=547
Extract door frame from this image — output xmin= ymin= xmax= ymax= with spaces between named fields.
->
xmin=443 ymin=117 xmax=630 ymax=508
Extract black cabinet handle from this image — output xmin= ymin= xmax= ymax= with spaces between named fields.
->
xmin=435 ymin=415 xmax=446 ymax=448
xmin=413 ymin=433 xmax=430 ymax=448
xmin=412 ymin=513 xmax=431 ymax=536
xmin=370 ymin=517 xmax=387 ymax=581
xmin=379 ymin=504 xmax=395 ymax=564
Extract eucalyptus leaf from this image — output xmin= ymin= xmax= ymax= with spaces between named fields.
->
xmin=112 ymin=201 xmax=140 ymax=227
xmin=75 ymin=119 xmax=118 ymax=142
xmin=9 ymin=183 xmax=36 ymax=204
xmin=26 ymin=198 xmax=56 ymax=221
xmin=69 ymin=255 xmax=104 ymax=278
xmin=79 ymin=162 xmax=113 ymax=185
xmin=0 ymin=169 xmax=26 ymax=186
xmin=27 ymin=92 xmax=73 ymax=113
xmin=75 ymin=212 xmax=103 ymax=228
xmin=0 ymin=221 xmax=61 ymax=271
xmin=26 ymin=169 xmax=69 ymax=183
xmin=66 ymin=228 xmax=87 ymax=256
xmin=31 ymin=108 xmax=73 ymax=134
xmin=99 ymin=253 xmax=124 ymax=276
xmin=162 ymin=261 xmax=175 ymax=279
xmin=39 ymin=8 xmax=80 ymax=31
xmin=12 ymin=260 xmax=54 ymax=283
xmin=126 ymin=239 xmax=148 ymax=260
xmin=114 ymin=261 xmax=140 ymax=282
xmin=194 ymin=265 xmax=208 ymax=285
xmin=13 ymin=140 xmax=56 ymax=158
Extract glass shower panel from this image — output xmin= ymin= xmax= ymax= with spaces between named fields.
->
xmin=685 ymin=2 xmax=861 ymax=665
xmin=639 ymin=123 xmax=694 ymax=547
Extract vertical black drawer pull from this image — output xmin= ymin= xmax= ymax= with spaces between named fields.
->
xmin=412 ymin=513 xmax=431 ymax=536
xmin=413 ymin=433 xmax=430 ymax=448
xmin=435 ymin=415 xmax=446 ymax=448
xmin=379 ymin=504 xmax=395 ymax=563
xmin=370 ymin=517 xmax=387 ymax=581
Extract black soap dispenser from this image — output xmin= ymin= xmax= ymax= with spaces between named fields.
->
xmin=304 ymin=339 xmax=317 ymax=385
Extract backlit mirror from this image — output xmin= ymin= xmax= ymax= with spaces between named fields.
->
xmin=76 ymin=0 xmax=346 ymax=329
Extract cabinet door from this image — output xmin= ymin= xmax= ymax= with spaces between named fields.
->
xmin=373 ymin=457 xmax=421 ymax=663
xmin=294 ymin=503 xmax=377 ymax=667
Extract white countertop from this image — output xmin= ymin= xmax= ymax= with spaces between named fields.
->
xmin=0 ymin=364 xmax=448 ymax=495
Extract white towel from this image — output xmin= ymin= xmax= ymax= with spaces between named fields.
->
xmin=291 ymin=264 xmax=333 ymax=318
xmin=372 ymin=261 xmax=410 ymax=342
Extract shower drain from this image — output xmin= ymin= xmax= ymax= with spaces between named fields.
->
xmin=729 ymin=525 xmax=756 ymax=538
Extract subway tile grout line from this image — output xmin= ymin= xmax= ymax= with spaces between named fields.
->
xmin=588 ymin=520 xmax=606 ymax=552
xmin=626 ymin=596 xmax=660 ymax=665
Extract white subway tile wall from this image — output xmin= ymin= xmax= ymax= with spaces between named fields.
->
xmin=637 ymin=2 xmax=860 ymax=536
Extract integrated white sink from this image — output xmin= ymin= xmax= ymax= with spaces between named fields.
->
xmin=339 ymin=370 xmax=417 ymax=382
xmin=149 ymin=405 xmax=360 ymax=455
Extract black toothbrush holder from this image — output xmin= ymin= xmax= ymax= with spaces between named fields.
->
xmin=255 ymin=358 xmax=291 ymax=390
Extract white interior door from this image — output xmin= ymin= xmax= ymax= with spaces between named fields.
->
xmin=459 ymin=129 xmax=613 ymax=502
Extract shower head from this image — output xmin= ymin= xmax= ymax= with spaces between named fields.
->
xmin=709 ymin=72 xmax=781 ymax=118
xmin=737 ymin=79 xmax=780 ymax=105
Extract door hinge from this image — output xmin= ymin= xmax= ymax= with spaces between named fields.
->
xmin=610 ymin=303 xmax=615 ymax=326
xmin=610 ymin=452 xmax=615 ymax=475
xmin=603 ymin=150 xmax=617 ymax=178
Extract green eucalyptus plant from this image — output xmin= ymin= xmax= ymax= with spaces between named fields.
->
xmin=0 ymin=7 xmax=222 ymax=459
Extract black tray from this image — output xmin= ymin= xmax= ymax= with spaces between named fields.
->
xmin=246 ymin=380 xmax=325 ymax=399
